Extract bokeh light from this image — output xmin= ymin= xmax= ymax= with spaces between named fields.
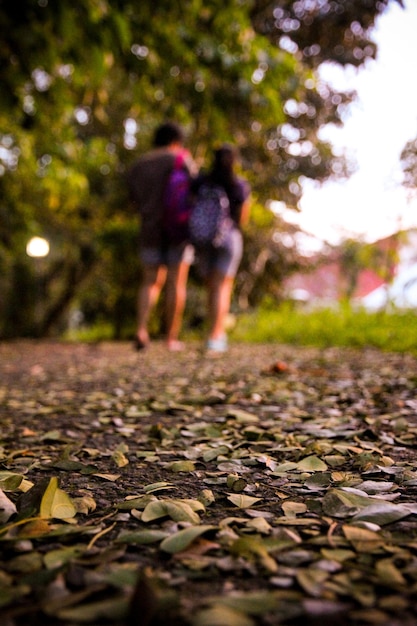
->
xmin=26 ymin=236 xmax=50 ymax=258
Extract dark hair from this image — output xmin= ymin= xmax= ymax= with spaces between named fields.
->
xmin=210 ymin=143 xmax=238 ymax=189
xmin=153 ymin=122 xmax=184 ymax=147
xmin=214 ymin=143 xmax=236 ymax=170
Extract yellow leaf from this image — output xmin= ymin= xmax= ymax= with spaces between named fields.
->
xmin=342 ymin=525 xmax=385 ymax=552
xmin=40 ymin=477 xmax=59 ymax=518
xmin=282 ymin=501 xmax=307 ymax=518
xmin=40 ymin=477 xmax=76 ymax=520
xmin=93 ymin=473 xmax=121 ymax=481
xmin=227 ymin=494 xmax=262 ymax=509
xmin=321 ymin=548 xmax=356 ymax=562
xmin=52 ymin=489 xmax=76 ymax=520
xmin=228 ymin=409 xmax=259 ymax=423
xmin=246 ymin=517 xmax=272 ymax=534
xmin=112 ymin=450 xmax=129 ymax=468
xmin=297 ymin=456 xmax=327 ymax=472
xmin=198 ymin=489 xmax=215 ymax=506
xmin=193 ymin=605 xmax=254 ymax=626
xmin=168 ymin=461 xmax=196 ymax=473
xmin=165 ymin=501 xmax=201 ymax=524
xmin=73 ymin=495 xmax=97 ymax=515
xmin=142 ymin=499 xmax=202 ymax=524
xmin=375 ymin=558 xmax=406 ymax=586
xmin=297 ymin=568 xmax=329 ymax=595
xmin=141 ymin=500 xmax=168 ymax=522
xmin=230 ymin=536 xmax=278 ymax=573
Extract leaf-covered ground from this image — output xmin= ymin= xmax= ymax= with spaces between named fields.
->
xmin=1 ymin=340 xmax=417 ymax=626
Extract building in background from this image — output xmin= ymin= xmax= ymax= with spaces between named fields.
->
xmin=284 ymin=230 xmax=417 ymax=309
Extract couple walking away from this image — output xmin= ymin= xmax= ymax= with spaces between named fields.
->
xmin=128 ymin=121 xmax=251 ymax=354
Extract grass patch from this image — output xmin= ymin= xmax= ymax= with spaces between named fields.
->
xmin=64 ymin=321 xmax=116 ymax=343
xmin=232 ymin=304 xmax=417 ymax=355
xmin=63 ymin=303 xmax=417 ymax=356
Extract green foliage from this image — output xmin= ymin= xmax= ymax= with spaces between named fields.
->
xmin=337 ymin=237 xmax=399 ymax=300
xmin=233 ymin=303 xmax=417 ymax=355
xmin=250 ymin=0 xmax=404 ymax=69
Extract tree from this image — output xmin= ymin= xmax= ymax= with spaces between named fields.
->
xmin=401 ymin=138 xmax=417 ymax=195
xmin=0 ymin=0 xmax=403 ymax=337
xmin=250 ymin=0 xmax=403 ymax=69
xmin=337 ymin=236 xmax=399 ymax=301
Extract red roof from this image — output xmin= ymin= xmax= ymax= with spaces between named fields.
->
xmin=284 ymin=232 xmax=401 ymax=301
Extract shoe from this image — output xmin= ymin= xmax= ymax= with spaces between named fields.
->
xmin=206 ymin=335 xmax=228 ymax=353
xmin=134 ymin=337 xmax=148 ymax=351
xmin=167 ymin=340 xmax=185 ymax=352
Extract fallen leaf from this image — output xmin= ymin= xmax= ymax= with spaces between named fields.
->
xmin=227 ymin=494 xmax=262 ymax=509
xmin=40 ymin=478 xmax=76 ymax=520
xmin=342 ymin=525 xmax=385 ymax=552
xmin=0 ymin=489 xmax=17 ymax=523
xmin=160 ymin=525 xmax=217 ymax=554
xmin=142 ymin=499 xmax=204 ymax=524
xmin=193 ymin=605 xmax=255 ymax=626
xmin=297 ymin=456 xmax=328 ymax=472
xmin=167 ymin=460 xmax=196 ymax=473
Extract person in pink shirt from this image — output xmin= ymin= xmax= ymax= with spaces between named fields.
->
xmin=128 ymin=122 xmax=197 ymax=351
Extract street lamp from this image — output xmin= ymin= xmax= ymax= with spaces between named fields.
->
xmin=26 ymin=236 xmax=50 ymax=258
xmin=26 ymin=236 xmax=50 ymax=335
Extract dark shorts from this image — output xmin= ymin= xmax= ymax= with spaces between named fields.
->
xmin=140 ymin=243 xmax=195 ymax=267
xmin=196 ymin=228 xmax=243 ymax=278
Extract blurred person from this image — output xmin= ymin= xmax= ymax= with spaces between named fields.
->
xmin=128 ymin=121 xmax=197 ymax=351
xmin=191 ymin=144 xmax=251 ymax=353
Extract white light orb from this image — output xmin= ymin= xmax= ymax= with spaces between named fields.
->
xmin=26 ymin=236 xmax=50 ymax=258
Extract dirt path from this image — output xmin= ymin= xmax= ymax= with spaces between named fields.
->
xmin=1 ymin=340 xmax=417 ymax=626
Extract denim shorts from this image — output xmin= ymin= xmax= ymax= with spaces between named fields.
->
xmin=140 ymin=243 xmax=195 ymax=267
xmin=196 ymin=228 xmax=243 ymax=278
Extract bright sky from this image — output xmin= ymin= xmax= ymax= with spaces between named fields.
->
xmin=279 ymin=0 xmax=417 ymax=246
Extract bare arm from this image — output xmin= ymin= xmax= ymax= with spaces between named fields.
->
xmin=239 ymin=196 xmax=251 ymax=228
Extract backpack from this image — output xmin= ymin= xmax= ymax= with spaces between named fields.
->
xmin=162 ymin=153 xmax=192 ymax=244
xmin=189 ymin=183 xmax=233 ymax=248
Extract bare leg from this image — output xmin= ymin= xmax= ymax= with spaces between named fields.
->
xmin=207 ymin=271 xmax=234 ymax=341
xmin=165 ymin=261 xmax=191 ymax=349
xmin=136 ymin=265 xmax=167 ymax=346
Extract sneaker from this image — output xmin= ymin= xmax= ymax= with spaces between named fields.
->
xmin=206 ymin=336 xmax=228 ymax=353
xmin=167 ymin=340 xmax=185 ymax=352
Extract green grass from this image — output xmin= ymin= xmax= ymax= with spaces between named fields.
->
xmin=231 ymin=304 xmax=417 ymax=355
xmin=64 ymin=303 xmax=417 ymax=356
xmin=64 ymin=322 xmax=117 ymax=343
